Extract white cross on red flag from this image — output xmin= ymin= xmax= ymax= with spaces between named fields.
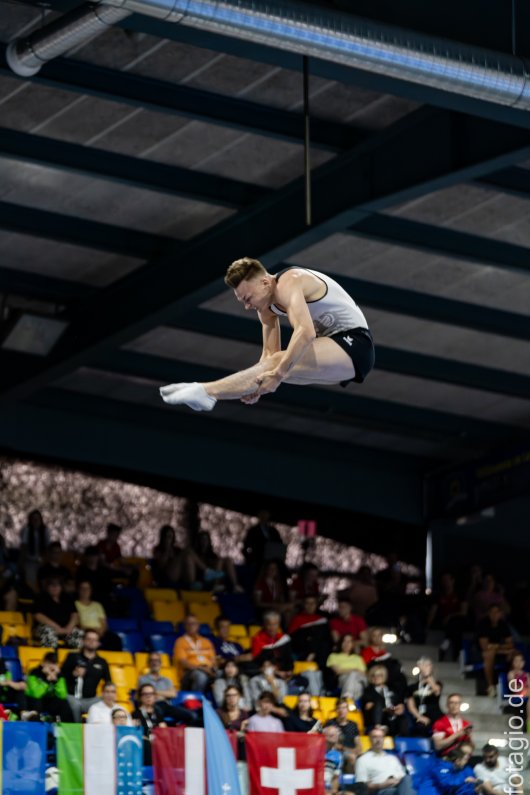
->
xmin=246 ymin=733 xmax=325 ymax=795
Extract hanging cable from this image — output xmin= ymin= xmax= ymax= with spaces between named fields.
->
xmin=303 ymin=55 xmax=311 ymax=227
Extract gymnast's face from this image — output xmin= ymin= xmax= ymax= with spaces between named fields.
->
xmin=234 ymin=275 xmax=273 ymax=312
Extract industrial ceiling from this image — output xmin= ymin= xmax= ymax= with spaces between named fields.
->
xmin=0 ymin=0 xmax=529 ymax=528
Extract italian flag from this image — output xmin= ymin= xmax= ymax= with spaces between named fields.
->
xmin=57 ymin=724 xmax=143 ymax=795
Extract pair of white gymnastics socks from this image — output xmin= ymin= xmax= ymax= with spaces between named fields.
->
xmin=160 ymin=383 xmax=216 ymax=411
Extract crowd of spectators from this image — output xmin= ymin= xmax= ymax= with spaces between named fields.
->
xmin=0 ymin=507 xmax=524 ymax=790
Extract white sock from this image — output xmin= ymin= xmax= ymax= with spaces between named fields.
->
xmin=159 ymin=382 xmax=216 ymax=411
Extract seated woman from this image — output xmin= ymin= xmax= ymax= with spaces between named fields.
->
xmin=33 ymin=578 xmax=82 ymax=648
xmin=326 ymin=633 xmax=367 ymax=700
xmin=189 ymin=530 xmax=243 ymax=593
xmin=216 ymin=685 xmax=250 ymax=759
xmin=283 ymin=692 xmax=319 ymax=733
xmin=507 ymin=650 xmax=528 ymax=723
xmin=212 ymin=660 xmax=251 ymax=710
xmin=360 ymin=664 xmax=408 ymax=736
xmin=406 ymin=656 xmax=443 ymax=736
xmin=132 ymin=683 xmax=168 ymax=765
xmin=361 ymin=627 xmax=407 ymax=697
xmin=26 ymin=651 xmax=73 ymax=722
xmin=75 ymin=580 xmax=121 ymax=651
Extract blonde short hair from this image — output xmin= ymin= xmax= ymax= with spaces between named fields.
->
xmin=224 ymin=257 xmax=266 ymax=288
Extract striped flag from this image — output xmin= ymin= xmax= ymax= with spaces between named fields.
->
xmin=152 ymin=726 xmax=205 ymax=795
xmin=57 ymin=724 xmax=143 ymax=795
xmin=0 ymin=721 xmax=47 ymax=794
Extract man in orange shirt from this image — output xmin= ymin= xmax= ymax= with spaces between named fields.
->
xmin=173 ymin=615 xmax=217 ymax=692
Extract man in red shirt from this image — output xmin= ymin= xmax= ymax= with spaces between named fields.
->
xmin=251 ymin=611 xmax=293 ymax=676
xmin=432 ymin=693 xmax=473 ymax=756
xmin=330 ymin=598 xmax=367 ymax=649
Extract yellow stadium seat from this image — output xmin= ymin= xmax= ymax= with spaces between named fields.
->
xmin=116 ymin=700 xmax=133 ymax=713
xmin=110 ymin=664 xmax=138 ymax=700
xmin=153 ymin=601 xmax=186 ymax=623
xmin=123 ymin=558 xmax=153 ymax=590
xmin=228 ymin=624 xmax=248 ymax=639
xmin=189 ymin=602 xmax=220 ymax=626
xmin=135 ymin=652 xmax=171 ymax=672
xmin=2 ymin=623 xmax=30 ymax=642
xmin=248 ymin=625 xmax=261 ymax=638
xmin=19 ymin=647 xmax=53 ymax=673
xmin=0 ymin=611 xmax=25 ymax=625
xmin=318 ymin=697 xmax=338 ymax=721
xmin=145 ymin=588 xmax=177 ymax=608
xmin=230 ymin=636 xmax=251 ymax=650
xmin=99 ymin=651 xmax=134 ymax=666
xmin=179 ymin=590 xmax=213 ymax=605
xmin=359 ymin=735 xmax=394 ymax=752
xmin=293 ymin=661 xmax=318 ymax=674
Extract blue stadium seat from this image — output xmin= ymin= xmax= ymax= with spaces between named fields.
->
xmin=394 ymin=737 xmax=432 ymax=755
xmin=0 ymin=646 xmax=18 ymax=660
xmin=107 ymin=617 xmax=139 ymax=633
xmin=141 ymin=620 xmax=174 ymax=636
xmin=149 ymin=633 xmax=178 ymax=656
xmin=116 ymin=631 xmax=145 ymax=654
xmin=4 ymin=659 xmax=23 ymax=681
xmin=404 ymin=752 xmax=434 ymax=790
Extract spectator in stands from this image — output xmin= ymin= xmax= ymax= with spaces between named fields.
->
xmin=473 ymin=744 xmax=508 ymax=793
xmin=74 ymin=580 xmax=120 ymax=651
xmin=97 ymin=523 xmax=137 ymax=584
xmin=326 ymin=633 xmax=367 ymax=700
xmin=251 ymin=610 xmax=294 ymax=677
xmin=425 ymin=742 xmax=478 ymax=795
xmin=33 ymin=577 xmax=82 ymax=649
xmin=283 ymin=692 xmax=319 ymax=732
xmin=323 ymin=724 xmax=343 ymax=794
xmin=348 ymin=566 xmax=378 ymax=618
xmin=432 ymin=693 xmax=473 ymax=756
xmin=253 ymin=561 xmax=291 ymax=617
xmin=189 ymin=530 xmax=244 ymax=593
xmin=213 ymin=616 xmax=252 ymax=665
xmin=290 ymin=563 xmax=320 ymax=604
xmin=37 ymin=542 xmax=71 ymax=590
xmin=330 ymin=598 xmax=367 ymax=650
xmin=61 ymin=628 xmax=111 ymax=722
xmin=216 ymin=685 xmax=250 ymax=758
xmin=173 ymin=614 xmax=217 ymax=692
xmin=213 ymin=660 xmax=251 ymax=710
xmin=249 ymin=660 xmax=288 ymax=713
xmin=138 ymin=651 xmax=176 ymax=702
xmin=288 ymin=595 xmax=331 ymax=671
xmin=111 ymin=707 xmax=130 ymax=725
xmin=20 ymin=509 xmax=50 ymax=589
xmin=355 ymin=725 xmax=416 ymax=795
xmin=25 ymin=651 xmax=73 ymax=722
xmin=472 ymin=574 xmax=510 ymax=624
xmin=360 ymin=665 xmax=408 ymax=736
xmin=75 ymin=546 xmax=113 ymax=605
xmin=507 ymin=651 xmax=528 ymax=723
xmin=87 ymin=681 xmax=130 ymax=724
xmin=243 ymin=511 xmax=285 ymax=579
xmin=246 ymin=691 xmax=284 ymax=732
xmin=151 ymin=525 xmax=186 ymax=587
xmin=406 ymin=656 xmax=443 ymax=736
xmin=477 ymin=604 xmax=514 ymax=697
xmin=132 ymin=683 xmax=168 ymax=764
xmin=324 ymin=697 xmax=362 ymax=772
xmin=361 ymin=627 xmax=407 ymax=697
xmin=427 ymin=573 xmax=468 ymax=662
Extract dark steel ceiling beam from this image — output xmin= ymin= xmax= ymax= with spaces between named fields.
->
xmin=0 ymin=127 xmax=270 ymax=208
xmin=0 ymin=199 xmax=175 ymax=259
xmin=347 ymin=213 xmax=530 ymax=277
xmin=0 ymin=265 xmax=95 ymax=303
xmin=0 ymin=49 xmax=361 ymax=152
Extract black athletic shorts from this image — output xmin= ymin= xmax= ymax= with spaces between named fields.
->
xmin=329 ymin=326 xmax=375 ymax=386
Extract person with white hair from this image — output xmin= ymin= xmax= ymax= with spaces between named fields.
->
xmin=405 ymin=656 xmax=443 ymax=736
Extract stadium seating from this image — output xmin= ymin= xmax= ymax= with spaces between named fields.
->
xmin=145 ymin=588 xmax=177 ymax=608
xmin=135 ymin=652 xmax=171 ymax=672
xmin=359 ymin=735 xmax=394 ymax=752
xmin=107 ymin=618 xmax=139 ymax=633
xmin=153 ymin=600 xmax=186 ymax=624
xmin=116 ymin=631 xmax=145 ymax=654
xmin=19 ymin=647 xmax=54 ymax=673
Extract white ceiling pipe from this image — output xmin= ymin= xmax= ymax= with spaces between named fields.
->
xmin=6 ymin=0 xmax=530 ymax=112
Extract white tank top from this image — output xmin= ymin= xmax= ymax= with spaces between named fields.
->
xmin=270 ymin=267 xmax=368 ymax=337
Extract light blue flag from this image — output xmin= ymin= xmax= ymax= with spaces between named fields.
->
xmin=1 ymin=721 xmax=47 ymax=795
xmin=116 ymin=726 xmax=143 ymax=795
xmin=202 ymin=697 xmax=242 ymax=795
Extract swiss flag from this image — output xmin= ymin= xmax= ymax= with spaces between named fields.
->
xmin=246 ymin=733 xmax=325 ymax=795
